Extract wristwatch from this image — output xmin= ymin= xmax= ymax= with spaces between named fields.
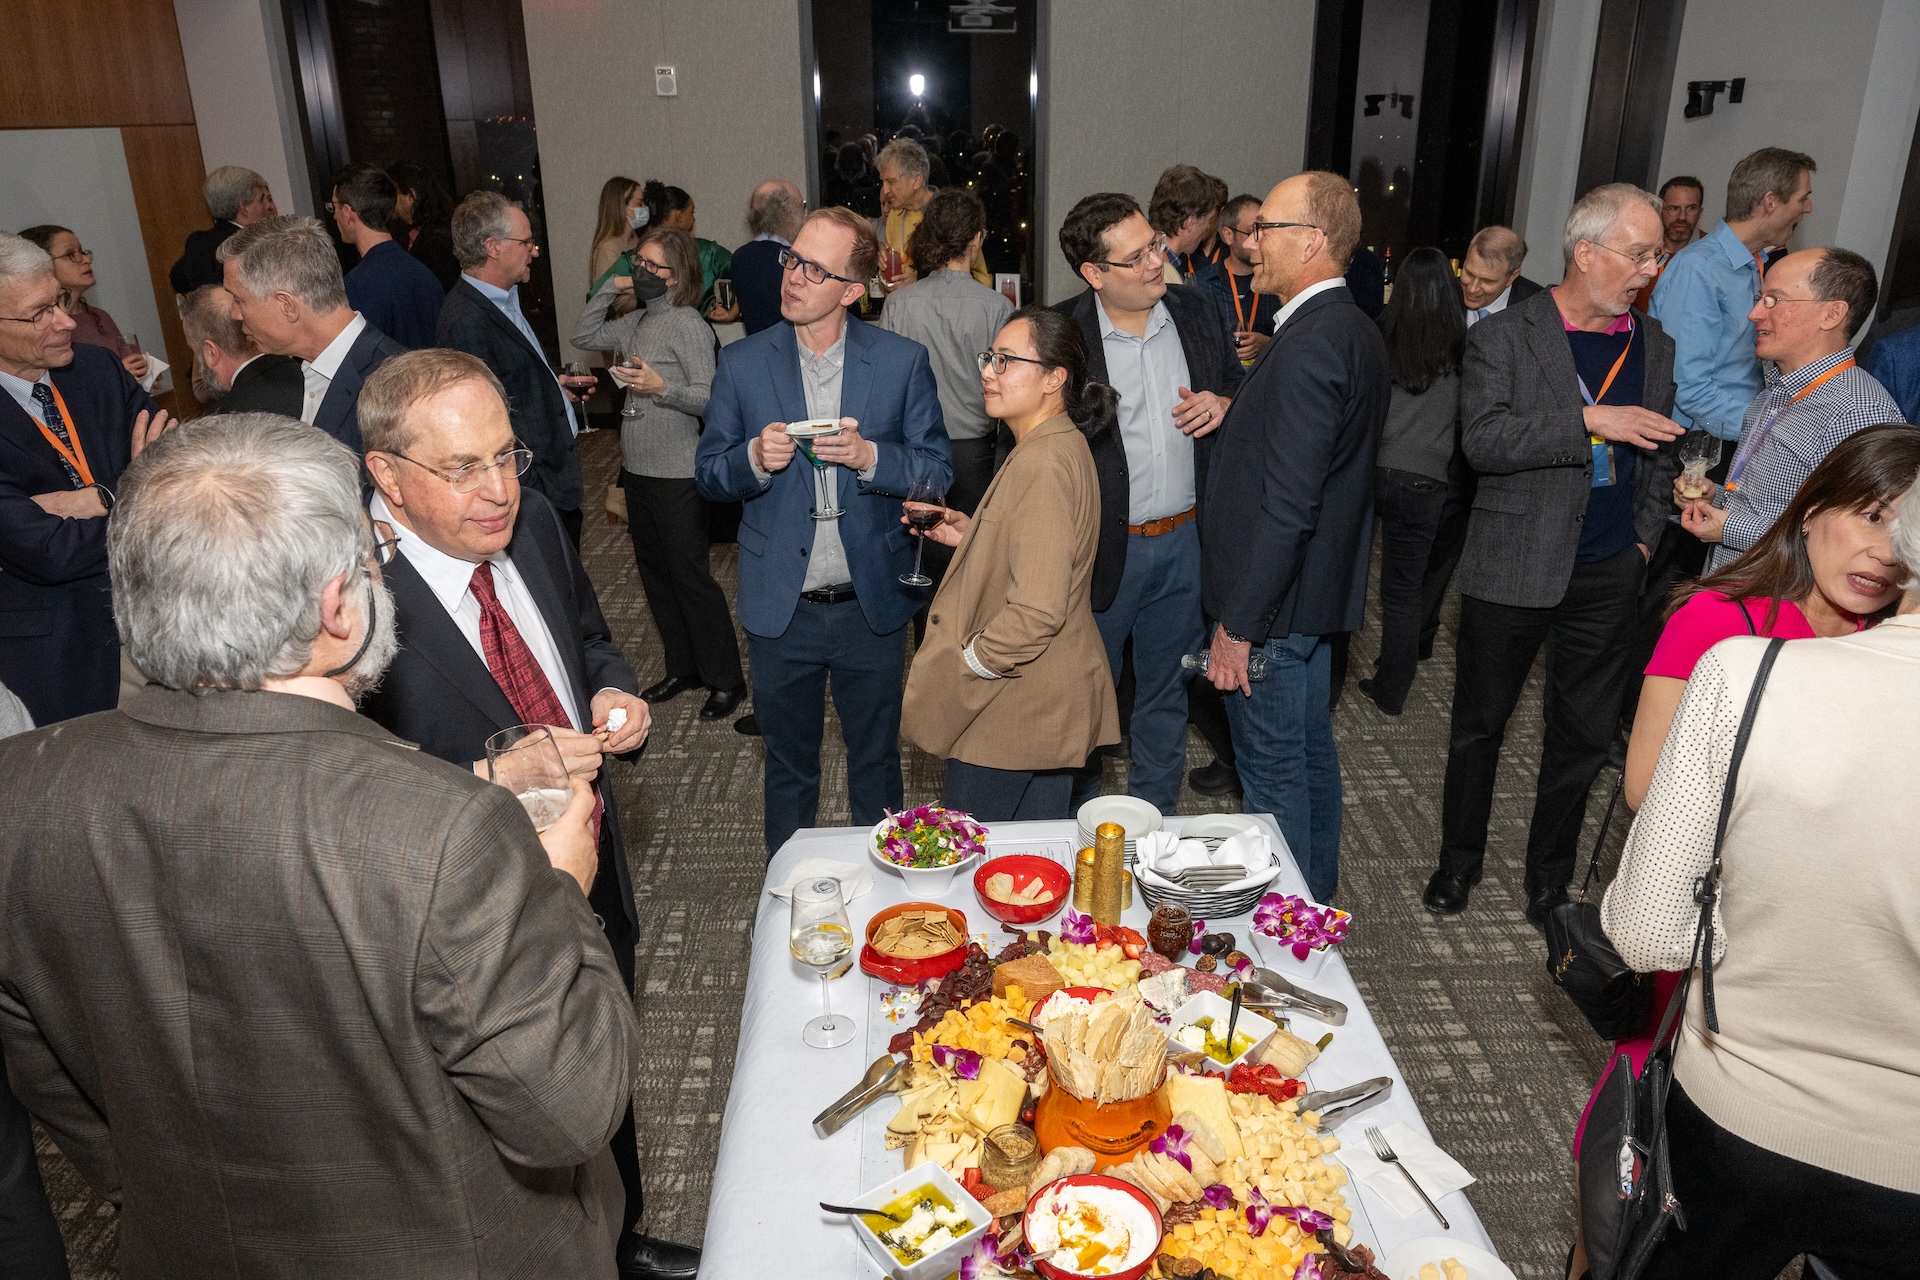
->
xmin=1222 ymin=628 xmax=1251 ymax=645
xmin=88 ymin=483 xmax=115 ymax=512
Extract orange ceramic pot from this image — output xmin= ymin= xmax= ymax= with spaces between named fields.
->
xmin=1032 ymin=1079 xmax=1171 ymax=1172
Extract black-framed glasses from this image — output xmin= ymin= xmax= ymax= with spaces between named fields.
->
xmin=380 ymin=445 xmax=533 ymax=494
xmin=1588 ymin=240 xmax=1661 ymax=270
xmin=54 ymin=247 xmax=93 ymax=263
xmin=0 ymin=303 xmax=65 ymax=328
xmin=1249 ymin=220 xmax=1320 ymax=238
xmin=779 ymin=247 xmax=857 ymax=286
xmin=492 ymin=235 xmax=540 ymax=253
xmin=635 ymin=255 xmax=672 ymax=278
xmin=976 ymin=350 xmax=1048 ymax=375
xmin=1089 ymin=236 xmax=1168 ymax=274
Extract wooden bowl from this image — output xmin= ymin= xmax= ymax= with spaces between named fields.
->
xmin=858 ymin=900 xmax=970 ymax=985
xmin=972 ymin=855 xmax=1072 ymax=926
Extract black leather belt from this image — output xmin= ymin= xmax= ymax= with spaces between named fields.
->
xmin=801 ymin=585 xmax=858 ymax=605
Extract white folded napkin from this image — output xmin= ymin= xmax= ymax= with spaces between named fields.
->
xmin=137 ymin=355 xmax=170 ymax=394
xmin=1334 ymin=1121 xmax=1475 ymax=1218
xmin=1137 ymin=830 xmax=1211 ymax=874
xmin=1211 ymin=827 xmax=1269 ymax=875
xmin=767 ymin=859 xmax=873 ymax=903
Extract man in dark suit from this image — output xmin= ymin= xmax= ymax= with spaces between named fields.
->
xmin=177 ymin=284 xmax=303 ymax=416
xmin=0 ymin=233 xmax=175 ymax=728
xmin=1199 ymin=173 xmax=1391 ymax=903
xmin=0 ymin=412 xmax=640 ymax=1279
xmin=218 ymin=215 xmax=404 ymax=452
xmin=331 ymin=162 xmax=445 ymax=349
xmin=1052 ymin=192 xmax=1242 ymax=813
xmin=438 ymin=192 xmax=591 ymax=544
xmin=168 ymin=165 xmax=277 ymax=295
xmin=1423 ymin=185 xmax=1684 ymax=925
xmin=696 ymin=207 xmax=951 ymax=854
xmin=731 ymin=179 xmax=805 ymax=336
xmin=355 ymin=351 xmax=696 ymax=1280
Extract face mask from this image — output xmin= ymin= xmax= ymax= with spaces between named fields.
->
xmin=630 ymin=267 xmax=668 ymax=302
xmin=627 ymin=205 xmax=650 ymax=231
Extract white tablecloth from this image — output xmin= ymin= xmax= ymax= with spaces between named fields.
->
xmin=699 ymin=817 xmax=1498 ymax=1278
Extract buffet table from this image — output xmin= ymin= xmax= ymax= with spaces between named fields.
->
xmin=699 ymin=816 xmax=1500 ymax=1278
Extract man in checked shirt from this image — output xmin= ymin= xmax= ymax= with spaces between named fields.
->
xmin=1679 ymin=247 xmax=1906 ymax=569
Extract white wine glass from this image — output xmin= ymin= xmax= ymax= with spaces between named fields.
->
xmin=900 ymin=475 xmax=947 ymax=587
xmin=790 ymin=878 xmax=856 ymax=1048
xmin=485 ymin=724 xmax=573 ymax=831
xmin=616 ymin=355 xmax=647 ymax=419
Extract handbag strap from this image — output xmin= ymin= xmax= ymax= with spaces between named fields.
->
xmin=1576 ymin=770 xmax=1626 ymax=901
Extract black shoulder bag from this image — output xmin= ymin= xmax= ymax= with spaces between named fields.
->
xmin=1579 ymin=636 xmax=1782 ymax=1280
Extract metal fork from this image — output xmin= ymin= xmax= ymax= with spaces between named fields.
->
xmin=1365 ymin=1125 xmax=1449 ymax=1228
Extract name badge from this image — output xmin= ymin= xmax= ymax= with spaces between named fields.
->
xmin=1590 ymin=435 xmax=1615 ymax=488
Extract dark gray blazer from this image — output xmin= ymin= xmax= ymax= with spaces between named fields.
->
xmin=1455 ymin=288 xmax=1680 ymax=609
xmin=0 ymin=688 xmax=639 ymax=1278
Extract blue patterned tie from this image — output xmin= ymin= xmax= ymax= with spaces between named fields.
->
xmin=29 ymin=383 xmax=83 ymax=487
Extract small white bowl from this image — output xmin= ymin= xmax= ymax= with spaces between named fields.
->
xmin=845 ymin=1162 xmax=992 ymax=1280
xmin=1165 ymin=990 xmax=1279 ymax=1069
xmin=869 ymin=818 xmax=981 ymax=898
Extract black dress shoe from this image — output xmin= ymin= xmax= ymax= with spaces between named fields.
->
xmin=618 ymin=1232 xmax=701 ymax=1280
xmin=732 ymin=712 xmax=761 ymax=737
xmin=1525 ymin=884 xmax=1571 ymax=931
xmin=1357 ymin=678 xmax=1403 ymax=717
xmin=1187 ymin=759 xmax=1240 ymax=796
xmin=1422 ymin=866 xmax=1481 ymax=916
xmin=641 ymin=675 xmax=704 ymax=703
xmin=700 ymin=686 xmax=747 ymax=719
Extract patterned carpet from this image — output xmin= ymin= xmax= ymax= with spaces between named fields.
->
xmin=40 ymin=428 xmax=1624 ymax=1278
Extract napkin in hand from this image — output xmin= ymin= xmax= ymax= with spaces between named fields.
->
xmin=768 ymin=859 xmax=873 ymax=903
xmin=1334 ymin=1122 xmax=1474 ymax=1218
xmin=137 ymin=355 xmax=170 ymax=395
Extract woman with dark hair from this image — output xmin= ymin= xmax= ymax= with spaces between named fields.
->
xmin=643 ymin=181 xmax=731 ymax=316
xmin=570 ymin=227 xmax=746 ymax=719
xmin=19 ymin=225 xmax=148 ymax=383
xmin=385 ymin=160 xmax=459 ymax=292
xmin=900 ymin=306 xmax=1120 ymax=819
xmin=1358 ymin=245 xmax=1470 ymax=715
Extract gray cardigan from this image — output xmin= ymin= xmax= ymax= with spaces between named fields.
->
xmin=570 ymin=281 xmax=715 ymax=479
xmin=1376 ymin=373 xmax=1459 ymax=482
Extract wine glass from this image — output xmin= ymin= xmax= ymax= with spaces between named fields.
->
xmin=562 ymin=362 xmax=596 ymax=430
xmin=616 ymin=355 xmax=646 ymax=419
xmin=900 ymin=476 xmax=947 ymax=587
xmin=1678 ymin=429 xmax=1721 ymax=500
xmin=789 ymin=878 xmax=856 ymax=1048
xmin=484 ymin=724 xmax=573 ymax=831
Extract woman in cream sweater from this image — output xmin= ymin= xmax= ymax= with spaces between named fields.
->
xmin=1601 ymin=462 xmax=1920 ymax=1275
xmin=901 ymin=307 xmax=1120 ymax=820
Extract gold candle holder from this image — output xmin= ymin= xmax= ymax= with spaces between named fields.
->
xmin=1073 ymin=847 xmax=1096 ymax=911
xmin=1122 ymin=869 xmax=1134 ymax=911
xmin=1091 ymin=821 xmax=1126 ymax=924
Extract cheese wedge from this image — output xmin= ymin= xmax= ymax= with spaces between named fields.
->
xmin=1160 ymin=1073 xmax=1244 ymax=1159
xmin=961 ymin=1057 xmax=1027 ymax=1134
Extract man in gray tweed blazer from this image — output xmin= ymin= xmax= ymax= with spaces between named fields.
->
xmin=0 ymin=414 xmax=641 ymax=1279
xmin=1423 ymin=184 xmax=1684 ymax=926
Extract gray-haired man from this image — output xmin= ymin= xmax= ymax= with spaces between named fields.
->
xmin=218 ymin=215 xmax=404 ymax=451
xmin=170 ymin=164 xmax=278 ymax=295
xmin=0 ymin=413 xmax=638 ymax=1278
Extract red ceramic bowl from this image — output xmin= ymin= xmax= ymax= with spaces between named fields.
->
xmin=972 ymin=855 xmax=1073 ymax=926
xmin=858 ymin=900 xmax=970 ymax=985
xmin=1022 ymin=1173 xmax=1165 ymax=1280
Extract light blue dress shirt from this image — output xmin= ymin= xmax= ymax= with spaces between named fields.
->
xmin=0 ymin=367 xmax=53 ymax=426
xmin=1648 ymin=221 xmax=1764 ymax=441
xmin=1097 ymin=295 xmax=1194 ymax=523
xmin=463 ymin=273 xmax=579 ymax=437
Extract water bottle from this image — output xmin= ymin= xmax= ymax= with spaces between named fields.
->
xmin=1181 ymin=650 xmax=1268 ymax=681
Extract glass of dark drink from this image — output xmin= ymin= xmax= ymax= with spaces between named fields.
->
xmin=900 ymin=475 xmax=947 ymax=587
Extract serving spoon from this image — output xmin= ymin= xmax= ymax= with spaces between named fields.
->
xmin=819 ymin=1201 xmax=908 ymax=1223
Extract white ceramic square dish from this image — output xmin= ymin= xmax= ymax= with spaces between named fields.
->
xmin=1164 ymin=990 xmax=1278 ymax=1068
xmin=846 ymin=1161 xmax=992 ymax=1280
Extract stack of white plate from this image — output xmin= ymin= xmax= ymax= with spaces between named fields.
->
xmin=1075 ymin=795 xmax=1163 ymax=865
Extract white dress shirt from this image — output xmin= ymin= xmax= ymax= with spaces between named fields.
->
xmin=371 ymin=493 xmax=584 ymax=730
xmin=1465 ymin=283 xmax=1515 ymax=327
xmin=1272 ymin=277 xmax=1349 ymax=334
xmin=300 ymin=313 xmax=368 ymax=425
xmin=0 ymin=367 xmax=53 ymax=425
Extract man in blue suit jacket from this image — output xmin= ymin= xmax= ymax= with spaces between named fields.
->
xmin=0 ymin=233 xmax=176 ymax=728
xmin=696 ymin=208 xmax=951 ymax=853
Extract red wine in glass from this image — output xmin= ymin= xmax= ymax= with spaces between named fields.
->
xmin=900 ymin=476 xmax=946 ymax=587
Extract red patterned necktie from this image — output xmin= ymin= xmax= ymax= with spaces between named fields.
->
xmin=469 ymin=560 xmax=602 ymax=841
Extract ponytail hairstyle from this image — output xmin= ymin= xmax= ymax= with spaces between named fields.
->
xmin=642 ymin=180 xmax=693 ymax=229
xmin=1006 ymin=305 xmax=1117 ymax=440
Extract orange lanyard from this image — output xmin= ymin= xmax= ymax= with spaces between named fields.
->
xmin=1577 ymin=316 xmax=1635 ymax=408
xmin=1725 ymin=358 xmax=1856 ymax=491
xmin=1227 ymin=272 xmax=1267 ymax=333
xmin=36 ymin=384 xmax=96 ymax=488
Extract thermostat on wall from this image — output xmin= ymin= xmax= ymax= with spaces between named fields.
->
xmin=655 ymin=66 xmax=678 ymax=96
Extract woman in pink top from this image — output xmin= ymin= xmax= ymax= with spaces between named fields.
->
xmin=1566 ymin=424 xmax=1920 ymax=1279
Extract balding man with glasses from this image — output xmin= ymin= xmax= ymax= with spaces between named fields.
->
xmin=696 ymin=206 xmax=951 ymax=854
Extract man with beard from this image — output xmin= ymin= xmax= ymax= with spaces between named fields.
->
xmin=0 ymin=413 xmax=641 ymax=1278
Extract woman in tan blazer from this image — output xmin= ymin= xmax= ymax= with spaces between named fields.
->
xmin=901 ymin=307 xmax=1121 ymax=819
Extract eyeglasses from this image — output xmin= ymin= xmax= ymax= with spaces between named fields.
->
xmin=54 ymin=247 xmax=93 ymax=263
xmin=976 ymin=350 xmax=1048 ymax=375
xmin=381 ymin=445 xmax=533 ymax=494
xmin=1757 ymin=293 xmax=1825 ymax=309
xmin=373 ymin=534 xmax=401 ymax=566
xmin=779 ymin=247 xmax=857 ymax=285
xmin=635 ymin=256 xmax=672 ymax=278
xmin=1089 ymin=236 xmax=1169 ymax=274
xmin=491 ymin=236 xmax=540 ymax=254
xmin=0 ymin=303 xmax=66 ymax=329
xmin=1589 ymin=240 xmax=1662 ymax=270
xmin=1249 ymin=220 xmax=1320 ymax=239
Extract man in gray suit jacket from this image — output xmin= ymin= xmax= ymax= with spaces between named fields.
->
xmin=0 ymin=415 xmax=641 ymax=1279
xmin=1424 ymin=185 xmax=1684 ymax=926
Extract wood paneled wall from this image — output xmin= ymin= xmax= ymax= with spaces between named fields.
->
xmin=2 ymin=0 xmax=210 ymax=416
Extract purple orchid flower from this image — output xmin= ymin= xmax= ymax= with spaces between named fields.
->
xmin=1059 ymin=907 xmax=1096 ymax=945
xmin=958 ymin=1232 xmax=999 ymax=1280
xmin=1202 ymin=1184 xmax=1237 ymax=1211
xmin=1244 ymin=1186 xmax=1274 ymax=1238
xmin=1252 ymin=893 xmax=1351 ymax=960
xmin=1187 ymin=918 xmax=1209 ymax=955
xmin=1276 ymin=1204 xmax=1334 ymax=1233
xmin=1149 ymin=1124 xmax=1193 ymax=1172
xmin=931 ymin=1045 xmax=982 ymax=1080
xmin=1296 ymin=1256 xmax=1326 ymax=1280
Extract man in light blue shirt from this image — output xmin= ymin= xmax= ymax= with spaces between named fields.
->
xmin=1649 ymin=147 xmax=1816 ymax=442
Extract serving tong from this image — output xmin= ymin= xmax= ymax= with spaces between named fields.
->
xmin=812 ymin=1055 xmax=909 ymax=1138
xmin=1237 ymin=968 xmax=1349 ymax=1025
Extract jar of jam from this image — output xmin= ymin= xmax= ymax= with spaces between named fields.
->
xmin=1147 ymin=903 xmax=1193 ymax=961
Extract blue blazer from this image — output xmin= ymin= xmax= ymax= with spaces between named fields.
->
xmin=0 ymin=345 xmax=153 ymax=724
xmin=696 ymin=316 xmax=951 ymax=638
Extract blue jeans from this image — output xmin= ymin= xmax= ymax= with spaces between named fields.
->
xmin=1225 ymin=632 xmax=1342 ymax=901
xmin=1072 ymin=521 xmax=1204 ymax=813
